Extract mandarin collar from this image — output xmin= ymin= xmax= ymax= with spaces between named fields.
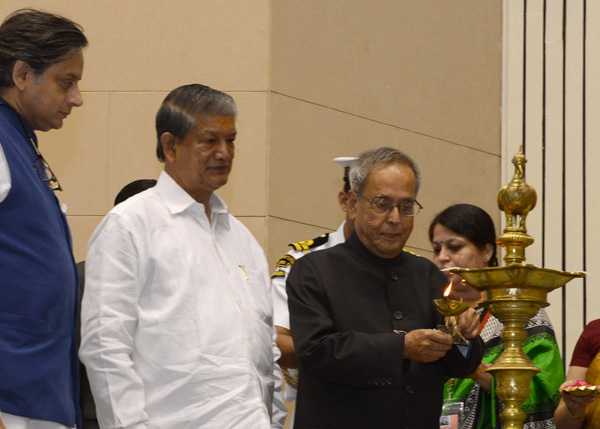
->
xmin=346 ymin=231 xmax=406 ymax=266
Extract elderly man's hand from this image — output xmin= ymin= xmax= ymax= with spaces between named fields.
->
xmin=456 ymin=307 xmax=480 ymax=340
xmin=404 ymin=329 xmax=453 ymax=363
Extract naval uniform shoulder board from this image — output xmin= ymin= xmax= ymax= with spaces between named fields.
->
xmin=402 ymin=248 xmax=421 ymax=257
xmin=289 ymin=233 xmax=331 ymax=253
xmin=271 ymin=254 xmax=296 ymax=278
xmin=270 ymin=233 xmax=331 ymax=278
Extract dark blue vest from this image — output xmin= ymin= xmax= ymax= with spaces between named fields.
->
xmin=0 ymin=101 xmax=80 ymax=427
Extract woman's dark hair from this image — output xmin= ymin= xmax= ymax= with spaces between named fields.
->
xmin=0 ymin=9 xmax=88 ymax=88
xmin=428 ymin=203 xmax=499 ymax=267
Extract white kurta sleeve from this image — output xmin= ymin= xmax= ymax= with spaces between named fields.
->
xmin=79 ymin=214 xmax=149 ymax=429
xmin=271 ymin=326 xmax=287 ymax=428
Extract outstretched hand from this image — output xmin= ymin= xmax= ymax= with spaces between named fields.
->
xmin=404 ymin=329 xmax=454 ymax=363
xmin=559 ymin=380 xmax=597 ymax=419
xmin=456 ymin=307 xmax=480 ymax=339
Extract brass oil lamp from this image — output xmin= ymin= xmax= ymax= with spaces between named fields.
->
xmin=433 ymin=282 xmax=470 ymax=345
xmin=450 ymin=147 xmax=585 ymax=428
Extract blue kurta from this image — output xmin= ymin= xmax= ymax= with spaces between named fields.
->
xmin=0 ymin=100 xmax=80 ymax=427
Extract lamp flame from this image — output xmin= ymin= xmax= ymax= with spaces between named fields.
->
xmin=443 ymin=281 xmax=453 ymax=298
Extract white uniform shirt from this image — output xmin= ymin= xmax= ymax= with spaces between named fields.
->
xmin=272 ymin=222 xmax=346 ymax=331
xmin=80 ymin=171 xmax=281 ymax=429
xmin=271 ymin=222 xmax=346 ymax=406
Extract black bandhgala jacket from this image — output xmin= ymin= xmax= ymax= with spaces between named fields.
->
xmin=287 ymin=232 xmax=484 ymax=429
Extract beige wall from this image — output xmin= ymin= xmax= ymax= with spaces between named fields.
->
xmin=0 ymin=0 xmax=502 ymax=266
xmin=269 ymin=1 xmax=503 ymax=264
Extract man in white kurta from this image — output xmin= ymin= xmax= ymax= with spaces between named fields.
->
xmin=80 ymin=84 xmax=283 ymax=429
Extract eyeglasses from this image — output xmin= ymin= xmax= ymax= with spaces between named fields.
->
xmin=0 ymin=101 xmax=62 ymax=192
xmin=355 ymin=191 xmax=422 ymax=216
xmin=33 ymin=155 xmax=62 ymax=191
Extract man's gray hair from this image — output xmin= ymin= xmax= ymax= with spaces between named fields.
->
xmin=0 ymin=9 xmax=87 ymax=89
xmin=349 ymin=147 xmax=421 ymax=196
xmin=155 ymin=84 xmax=237 ymax=162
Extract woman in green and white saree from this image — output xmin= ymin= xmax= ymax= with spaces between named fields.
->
xmin=430 ymin=204 xmax=564 ymax=429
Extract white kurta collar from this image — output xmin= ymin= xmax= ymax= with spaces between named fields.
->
xmin=156 ymin=170 xmax=230 ymax=229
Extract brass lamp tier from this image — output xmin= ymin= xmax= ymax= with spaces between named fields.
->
xmin=447 ymin=147 xmax=585 ymax=428
xmin=451 ymin=265 xmax=584 ymax=428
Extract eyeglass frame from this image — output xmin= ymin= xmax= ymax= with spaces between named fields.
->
xmin=32 ymin=154 xmax=62 ymax=191
xmin=354 ymin=191 xmax=423 ymax=217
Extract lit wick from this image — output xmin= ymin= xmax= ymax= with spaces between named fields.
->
xmin=441 ymin=281 xmax=453 ymax=325
xmin=443 ymin=281 xmax=453 ymax=299
xmin=433 ymin=281 xmax=470 ymax=345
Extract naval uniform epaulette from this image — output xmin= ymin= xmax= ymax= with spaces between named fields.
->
xmin=271 ymin=254 xmax=296 ymax=278
xmin=289 ymin=233 xmax=331 ymax=253
xmin=402 ymin=248 xmax=422 ymax=257
xmin=270 ymin=233 xmax=331 ymax=279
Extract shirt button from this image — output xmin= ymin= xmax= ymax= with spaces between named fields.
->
xmin=405 ymin=385 xmax=413 ymax=394
xmin=390 ymin=272 xmax=399 ymax=280
xmin=393 ymin=311 xmax=403 ymax=320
